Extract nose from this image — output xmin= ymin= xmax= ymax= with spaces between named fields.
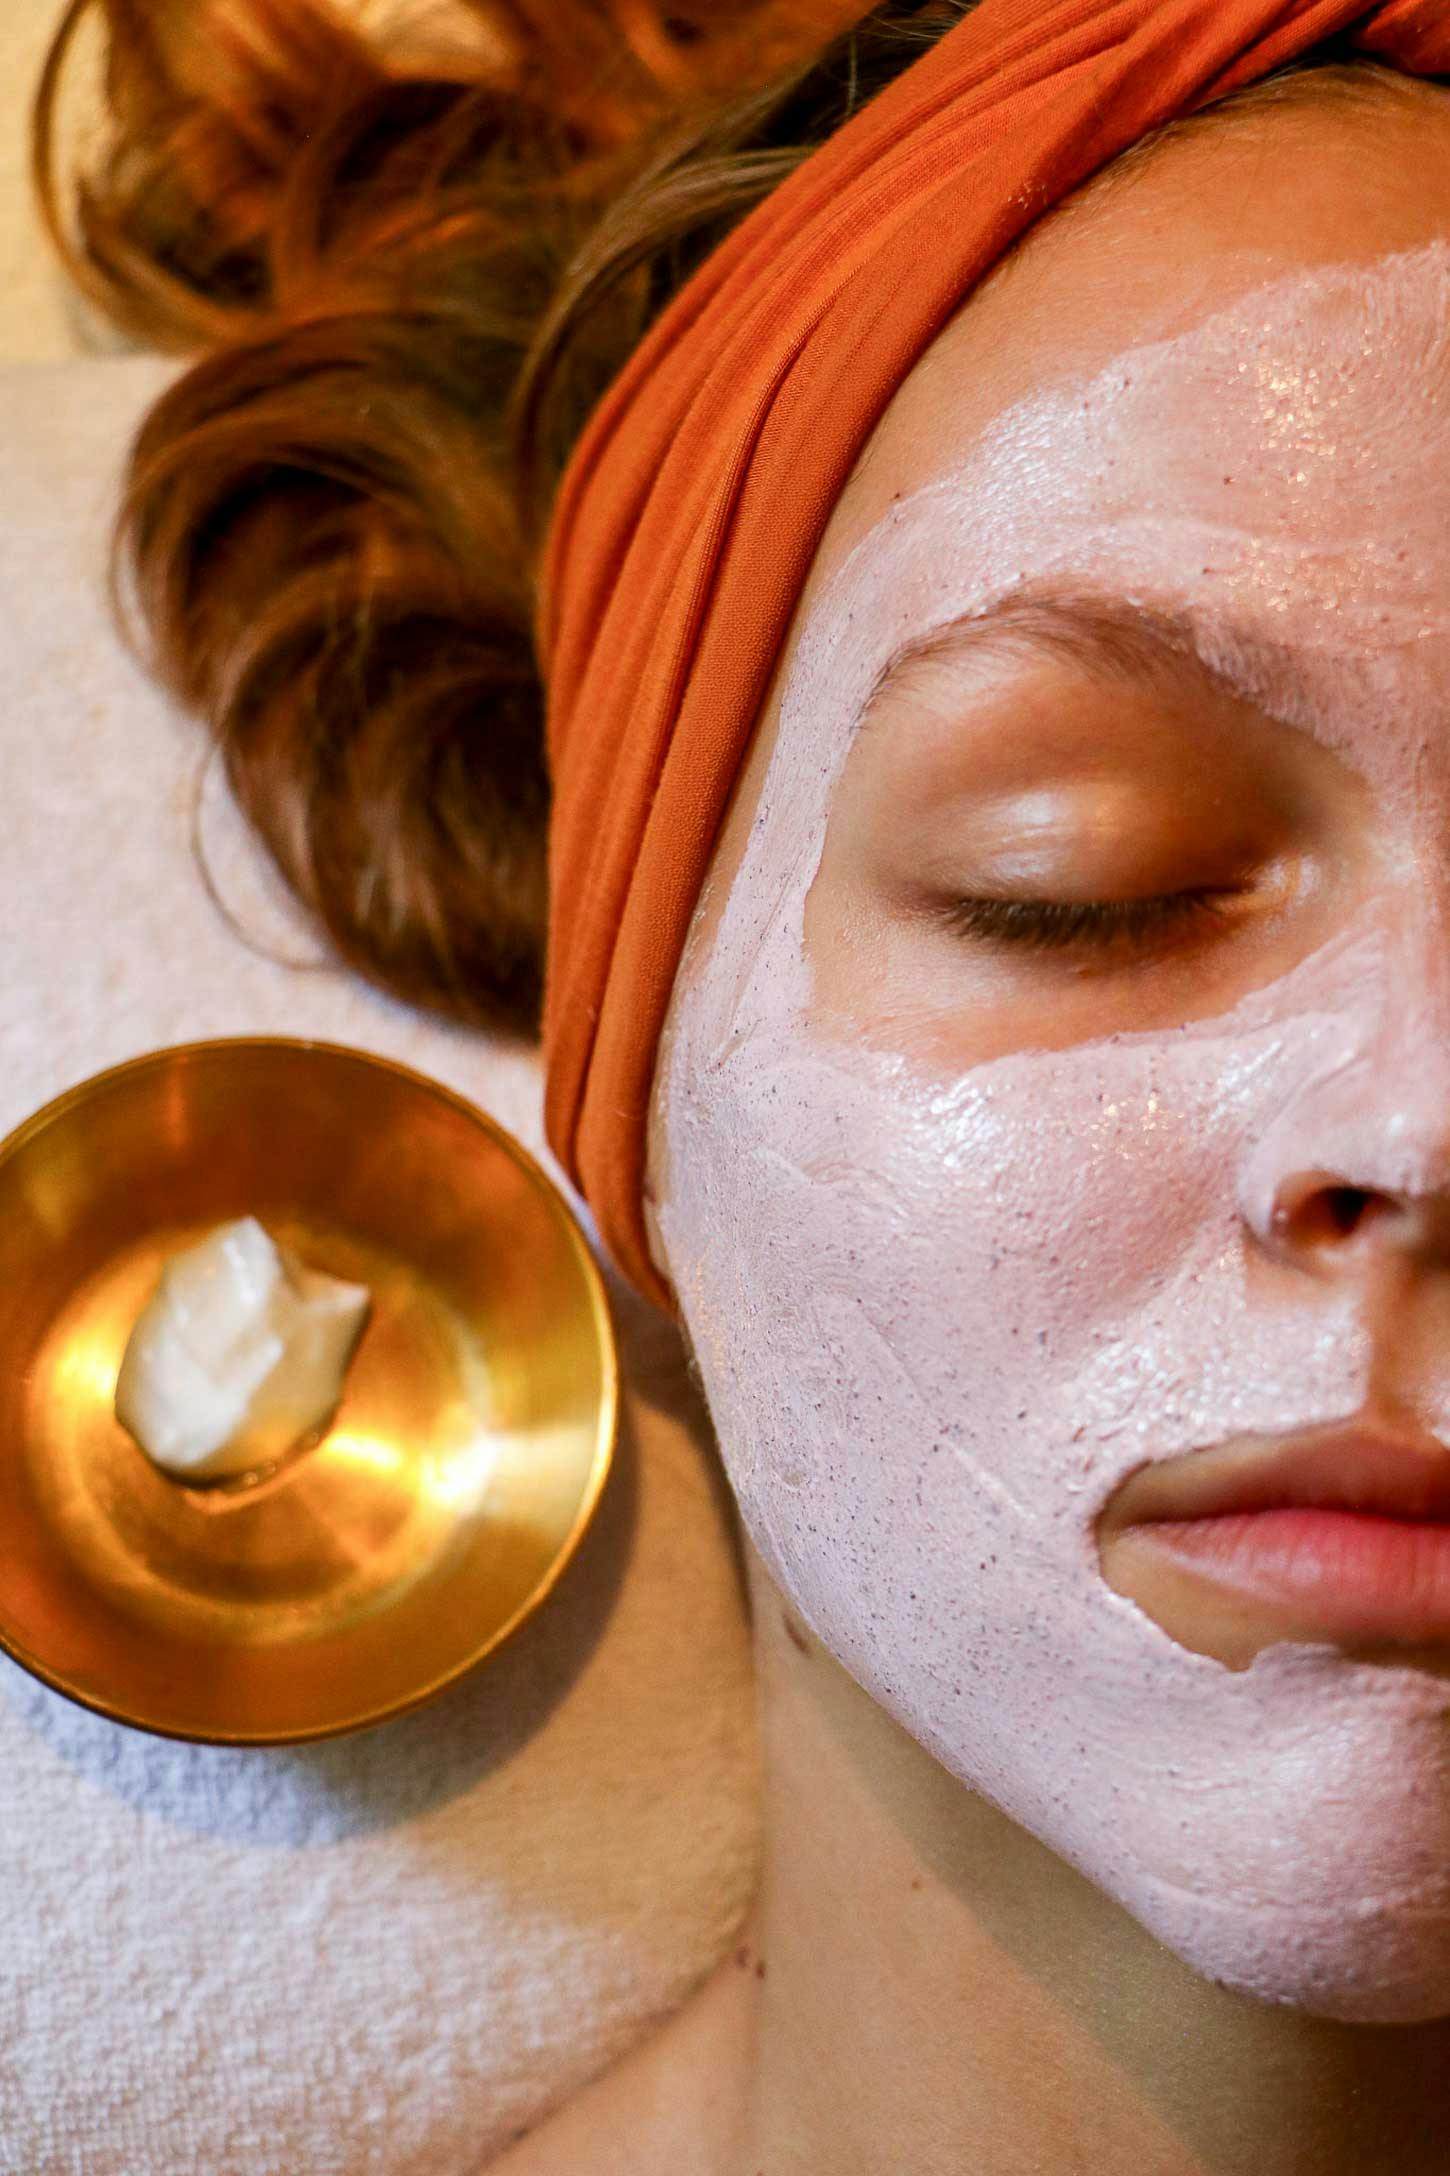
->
xmin=1261 ymin=1167 xmax=1450 ymax=1273
xmin=1231 ymin=888 xmax=1450 ymax=1285
xmin=1239 ymin=1043 xmax=1450 ymax=1281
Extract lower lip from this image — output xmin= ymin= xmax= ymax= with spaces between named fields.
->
xmin=1133 ymin=1507 xmax=1450 ymax=1645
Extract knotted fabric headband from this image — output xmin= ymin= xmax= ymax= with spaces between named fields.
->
xmin=539 ymin=0 xmax=1450 ymax=1312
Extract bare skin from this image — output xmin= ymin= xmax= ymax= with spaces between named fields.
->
xmin=494 ymin=1550 xmax=1450 ymax=2176
xmin=495 ymin=86 xmax=1450 ymax=2176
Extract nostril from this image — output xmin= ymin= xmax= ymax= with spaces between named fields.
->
xmin=1323 ymin=1186 xmax=1375 ymax=1242
xmin=1272 ymin=1181 xmax=1391 ymax=1252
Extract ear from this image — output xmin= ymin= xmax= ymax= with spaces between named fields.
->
xmin=642 ymin=1186 xmax=672 ymax=1289
xmin=641 ymin=1083 xmax=681 ymax=1308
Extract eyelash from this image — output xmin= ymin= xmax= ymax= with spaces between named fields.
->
xmin=944 ymin=888 xmax=1237 ymax=955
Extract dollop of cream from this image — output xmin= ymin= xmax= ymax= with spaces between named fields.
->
xmin=115 ymin=1217 xmax=371 ymax=1481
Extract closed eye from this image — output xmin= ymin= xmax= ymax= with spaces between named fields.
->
xmin=943 ymin=888 xmax=1239 ymax=955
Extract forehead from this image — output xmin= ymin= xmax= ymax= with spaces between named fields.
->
xmin=655 ymin=78 xmax=1450 ymax=1097
xmin=819 ymin=82 xmax=1450 ymax=578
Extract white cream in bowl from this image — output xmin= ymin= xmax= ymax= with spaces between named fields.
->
xmin=115 ymin=1217 xmax=371 ymax=1482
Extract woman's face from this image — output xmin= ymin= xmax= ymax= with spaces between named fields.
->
xmin=647 ymin=87 xmax=1450 ymax=2022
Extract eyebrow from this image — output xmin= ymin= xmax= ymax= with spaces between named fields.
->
xmin=855 ymin=584 xmax=1277 ymax=730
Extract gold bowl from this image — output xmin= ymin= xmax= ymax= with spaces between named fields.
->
xmin=0 ymin=1040 xmax=617 ymax=1744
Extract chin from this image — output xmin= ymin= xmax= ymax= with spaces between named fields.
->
xmin=1175 ymin=1915 xmax=1450 ymax=2027
xmin=823 ymin=1579 xmax=1450 ymax=2037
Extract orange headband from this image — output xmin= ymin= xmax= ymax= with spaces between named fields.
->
xmin=539 ymin=0 xmax=1449 ymax=1312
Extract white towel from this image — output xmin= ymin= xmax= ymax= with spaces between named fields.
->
xmin=0 ymin=354 xmax=760 ymax=2174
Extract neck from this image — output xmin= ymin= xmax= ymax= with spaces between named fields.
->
xmin=734 ymin=1544 xmax=1450 ymax=2176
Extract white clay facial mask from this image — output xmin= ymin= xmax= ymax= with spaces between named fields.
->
xmin=652 ymin=245 xmax=1450 ymax=2023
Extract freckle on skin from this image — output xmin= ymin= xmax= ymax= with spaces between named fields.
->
xmin=736 ymin=1944 xmax=751 ymax=1970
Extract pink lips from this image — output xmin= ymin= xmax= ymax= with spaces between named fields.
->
xmin=1106 ymin=1420 xmax=1450 ymax=1648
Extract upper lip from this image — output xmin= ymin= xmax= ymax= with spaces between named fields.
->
xmin=1103 ymin=1415 xmax=1450 ymax=1532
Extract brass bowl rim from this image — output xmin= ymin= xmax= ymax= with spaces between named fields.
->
xmin=0 ymin=1035 xmax=620 ymax=1746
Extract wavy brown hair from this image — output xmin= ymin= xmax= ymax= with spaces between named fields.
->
xmin=33 ymin=1 xmax=1401 ymax=1035
xmin=33 ymin=0 xmax=972 ymax=1033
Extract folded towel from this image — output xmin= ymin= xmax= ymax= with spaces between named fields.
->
xmin=0 ymin=355 xmax=760 ymax=2175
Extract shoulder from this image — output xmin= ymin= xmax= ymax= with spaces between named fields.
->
xmin=486 ymin=1944 xmax=757 ymax=2175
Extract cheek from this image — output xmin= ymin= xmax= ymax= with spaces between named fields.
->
xmin=660 ymin=967 xmax=1373 ymax=1638
xmin=666 ymin=1013 xmax=1230 ymax=1572
xmin=655 ymin=880 xmax=1450 ymax=2026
